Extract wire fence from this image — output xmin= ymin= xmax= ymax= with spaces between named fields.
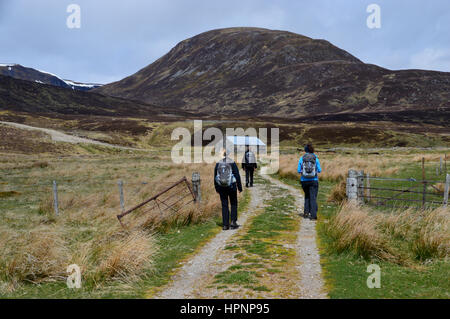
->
xmin=347 ymin=157 xmax=449 ymax=210
xmin=361 ymin=176 xmax=447 ymax=209
xmin=0 ymin=173 xmax=200 ymax=219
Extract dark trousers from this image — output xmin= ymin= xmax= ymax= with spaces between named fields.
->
xmin=219 ymin=188 xmax=238 ymax=226
xmin=245 ymin=168 xmax=254 ymax=186
xmin=301 ymin=181 xmax=319 ymax=218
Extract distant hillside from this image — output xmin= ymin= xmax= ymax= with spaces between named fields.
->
xmin=0 ymin=64 xmax=102 ymax=91
xmin=95 ymin=27 xmax=450 ymax=120
xmin=0 ymin=74 xmax=188 ymax=119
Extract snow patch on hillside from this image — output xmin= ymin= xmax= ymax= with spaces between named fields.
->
xmin=2 ymin=63 xmax=103 ymax=89
xmin=63 ymin=79 xmax=102 ymax=88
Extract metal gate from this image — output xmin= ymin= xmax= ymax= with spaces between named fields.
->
xmin=117 ymin=176 xmax=196 ymax=228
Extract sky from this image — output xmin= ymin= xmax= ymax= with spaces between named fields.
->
xmin=0 ymin=0 xmax=449 ymax=84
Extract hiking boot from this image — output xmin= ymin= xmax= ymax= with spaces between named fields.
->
xmin=309 ymin=216 xmax=317 ymax=221
xmin=230 ymin=221 xmax=240 ymax=229
xmin=303 ymin=212 xmax=310 ymax=219
xmin=246 ymin=183 xmax=249 ymax=188
xmin=223 ymin=225 xmax=230 ymax=230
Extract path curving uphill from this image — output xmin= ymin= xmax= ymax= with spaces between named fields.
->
xmin=0 ymin=121 xmax=140 ymax=151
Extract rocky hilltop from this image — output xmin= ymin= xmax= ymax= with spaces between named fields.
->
xmin=95 ymin=27 xmax=450 ymax=120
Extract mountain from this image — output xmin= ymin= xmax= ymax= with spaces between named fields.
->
xmin=0 ymin=64 xmax=102 ymax=91
xmin=0 ymin=74 xmax=189 ymax=119
xmin=95 ymin=27 xmax=450 ymax=120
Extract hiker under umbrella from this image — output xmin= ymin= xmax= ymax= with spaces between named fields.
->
xmin=242 ymin=145 xmax=257 ymax=187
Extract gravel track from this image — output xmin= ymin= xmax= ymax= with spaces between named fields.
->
xmin=154 ymin=182 xmax=269 ymax=299
xmin=154 ymin=172 xmax=327 ymax=299
xmin=265 ymin=174 xmax=327 ymax=299
xmin=0 ymin=121 xmax=139 ymax=150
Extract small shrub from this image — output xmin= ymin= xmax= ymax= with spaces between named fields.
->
xmin=327 ymin=180 xmax=347 ymax=203
xmin=0 ymin=191 xmax=20 ymax=198
xmin=32 ymin=161 xmax=49 ymax=169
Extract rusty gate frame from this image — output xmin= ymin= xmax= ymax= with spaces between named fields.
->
xmin=116 ymin=176 xmax=196 ymax=227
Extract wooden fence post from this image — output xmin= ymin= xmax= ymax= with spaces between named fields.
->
xmin=444 ymin=174 xmax=449 ymax=208
xmin=118 ymin=180 xmax=125 ymax=212
xmin=366 ymin=173 xmax=371 ymax=203
xmin=53 ymin=180 xmax=59 ymax=216
xmin=192 ymin=172 xmax=201 ymax=203
xmin=440 ymin=157 xmax=443 ymax=175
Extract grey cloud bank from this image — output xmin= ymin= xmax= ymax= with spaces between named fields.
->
xmin=0 ymin=0 xmax=449 ymax=84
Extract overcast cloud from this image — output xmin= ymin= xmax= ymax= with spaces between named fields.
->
xmin=0 ymin=0 xmax=449 ymax=83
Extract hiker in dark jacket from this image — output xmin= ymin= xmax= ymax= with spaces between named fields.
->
xmin=297 ymin=144 xmax=322 ymax=220
xmin=214 ymin=151 xmax=243 ymax=230
xmin=242 ymin=146 xmax=257 ymax=187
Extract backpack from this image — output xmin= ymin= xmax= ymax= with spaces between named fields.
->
xmin=215 ymin=159 xmax=236 ymax=187
xmin=302 ymin=153 xmax=317 ymax=178
xmin=245 ymin=151 xmax=256 ymax=164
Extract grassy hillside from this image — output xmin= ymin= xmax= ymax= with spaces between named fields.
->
xmin=0 ymin=74 xmax=189 ymax=119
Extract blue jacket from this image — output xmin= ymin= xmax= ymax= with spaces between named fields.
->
xmin=297 ymin=153 xmax=322 ymax=182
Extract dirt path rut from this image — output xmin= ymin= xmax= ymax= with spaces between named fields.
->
xmin=153 ymin=173 xmax=327 ymax=299
xmin=154 ymin=181 xmax=270 ymax=298
xmin=0 ymin=121 xmax=138 ymax=150
xmin=265 ymin=174 xmax=327 ymax=299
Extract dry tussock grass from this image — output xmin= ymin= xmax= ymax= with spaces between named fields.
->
xmin=0 ymin=227 xmax=68 ymax=283
xmin=381 ymin=208 xmax=419 ymax=240
xmin=279 ymin=153 xmax=399 ymax=182
xmin=95 ymin=231 xmax=157 ymax=282
xmin=1 ymin=157 xmax=223 ymax=289
xmin=412 ymin=208 xmax=449 ymax=260
xmin=0 ymin=206 xmax=158 ymax=288
xmin=327 ymin=202 xmax=449 ymax=263
xmin=327 ymin=202 xmax=397 ymax=262
xmin=412 ymin=154 xmax=449 ymax=162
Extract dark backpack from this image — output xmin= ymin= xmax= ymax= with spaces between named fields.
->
xmin=215 ymin=159 xmax=235 ymax=187
xmin=245 ymin=151 xmax=256 ymax=164
xmin=302 ymin=153 xmax=317 ymax=178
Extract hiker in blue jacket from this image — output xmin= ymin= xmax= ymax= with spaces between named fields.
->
xmin=297 ymin=144 xmax=322 ymax=220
